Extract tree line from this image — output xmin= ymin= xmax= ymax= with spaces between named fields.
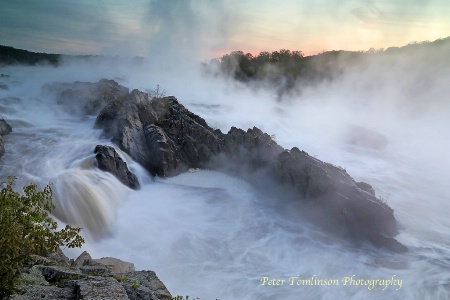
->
xmin=202 ymin=36 xmax=450 ymax=95
xmin=203 ymin=49 xmax=365 ymax=94
xmin=0 ymin=45 xmax=61 ymax=66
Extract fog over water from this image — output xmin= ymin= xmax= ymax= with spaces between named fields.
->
xmin=1 ymin=45 xmax=450 ymax=299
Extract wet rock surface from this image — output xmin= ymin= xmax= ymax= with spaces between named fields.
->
xmin=94 ymin=145 xmax=140 ymax=189
xmin=43 ymin=79 xmax=129 ymax=116
xmin=89 ymin=79 xmax=406 ymax=252
xmin=0 ymin=118 xmax=12 ymax=135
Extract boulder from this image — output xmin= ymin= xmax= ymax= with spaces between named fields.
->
xmin=74 ymin=251 xmax=93 ymax=267
xmin=94 ymin=145 xmax=140 ymax=190
xmin=95 ymin=90 xmax=152 ymax=172
xmin=0 ymin=118 xmax=12 ymax=135
xmin=93 ymin=84 xmax=405 ymax=252
xmin=275 ymin=147 xmax=405 ymax=251
xmin=43 ymin=79 xmax=129 ymax=116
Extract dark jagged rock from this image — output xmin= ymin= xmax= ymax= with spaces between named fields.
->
xmin=43 ymin=79 xmax=129 ymax=116
xmin=275 ymin=147 xmax=406 ymax=252
xmin=92 ymin=83 xmax=405 ymax=252
xmin=0 ymin=119 xmax=12 ymax=136
xmin=95 ymin=90 xmax=152 ymax=172
xmin=94 ymin=145 xmax=140 ymax=190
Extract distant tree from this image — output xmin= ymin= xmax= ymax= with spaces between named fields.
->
xmin=256 ymin=51 xmax=270 ymax=63
xmin=291 ymin=50 xmax=304 ymax=59
xmin=270 ymin=50 xmax=281 ymax=62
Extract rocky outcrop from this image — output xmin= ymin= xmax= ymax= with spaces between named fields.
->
xmin=275 ymin=147 xmax=405 ymax=252
xmin=43 ymin=79 xmax=129 ymax=116
xmin=0 ymin=118 xmax=12 ymax=158
xmin=94 ymin=145 xmax=140 ymax=189
xmin=8 ymin=251 xmax=171 ymax=300
xmin=91 ymin=81 xmax=406 ymax=252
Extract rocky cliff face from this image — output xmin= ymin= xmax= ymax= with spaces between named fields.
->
xmin=8 ymin=250 xmax=172 ymax=300
xmin=65 ymin=79 xmax=405 ymax=253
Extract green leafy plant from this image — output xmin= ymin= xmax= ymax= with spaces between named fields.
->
xmin=0 ymin=177 xmax=84 ymax=298
xmin=131 ymin=279 xmax=139 ymax=289
xmin=113 ymin=275 xmax=128 ymax=282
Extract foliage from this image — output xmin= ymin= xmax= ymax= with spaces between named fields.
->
xmin=0 ymin=177 xmax=84 ymax=298
xmin=202 ymin=36 xmax=450 ymax=96
xmin=206 ymin=48 xmax=366 ymax=87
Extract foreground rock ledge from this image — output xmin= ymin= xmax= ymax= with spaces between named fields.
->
xmin=8 ymin=250 xmax=171 ymax=300
xmin=55 ymin=79 xmax=406 ymax=252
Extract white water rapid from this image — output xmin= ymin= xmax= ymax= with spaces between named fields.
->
xmin=0 ymin=57 xmax=449 ymax=299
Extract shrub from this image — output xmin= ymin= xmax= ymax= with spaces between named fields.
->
xmin=149 ymin=84 xmax=166 ymax=98
xmin=0 ymin=177 xmax=84 ymax=298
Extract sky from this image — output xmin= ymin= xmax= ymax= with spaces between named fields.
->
xmin=1 ymin=0 xmax=450 ymax=59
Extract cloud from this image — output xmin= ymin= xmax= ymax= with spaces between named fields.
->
xmin=0 ymin=0 xmax=448 ymax=57
xmin=0 ymin=0 xmax=120 ymax=54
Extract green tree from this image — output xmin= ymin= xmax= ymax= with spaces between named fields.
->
xmin=0 ymin=177 xmax=84 ymax=298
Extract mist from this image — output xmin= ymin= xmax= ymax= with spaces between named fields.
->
xmin=1 ymin=32 xmax=450 ymax=299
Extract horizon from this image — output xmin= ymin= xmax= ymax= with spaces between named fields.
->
xmin=2 ymin=35 xmax=448 ymax=62
xmin=1 ymin=1 xmax=450 ymax=60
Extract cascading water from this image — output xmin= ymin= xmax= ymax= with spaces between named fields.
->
xmin=0 ymin=58 xmax=449 ymax=299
